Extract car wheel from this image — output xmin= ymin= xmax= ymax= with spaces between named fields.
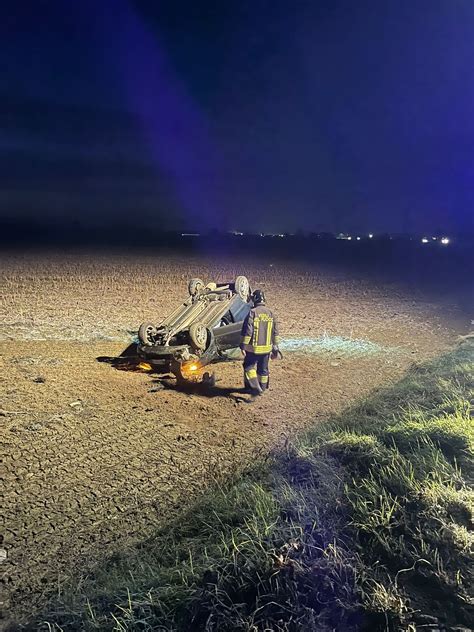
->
xmin=188 ymin=278 xmax=204 ymax=296
xmin=235 ymin=275 xmax=250 ymax=300
xmin=138 ymin=322 xmax=157 ymax=346
xmin=189 ymin=322 xmax=208 ymax=350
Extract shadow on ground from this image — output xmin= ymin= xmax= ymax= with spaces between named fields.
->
xmin=96 ymin=347 xmax=255 ymax=402
xmin=150 ymin=377 xmax=256 ymax=402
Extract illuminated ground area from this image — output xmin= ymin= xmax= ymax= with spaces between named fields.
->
xmin=0 ymin=252 xmax=468 ymax=624
xmin=279 ymin=335 xmax=394 ymax=356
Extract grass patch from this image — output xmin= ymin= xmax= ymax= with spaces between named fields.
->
xmin=30 ymin=341 xmax=473 ymax=631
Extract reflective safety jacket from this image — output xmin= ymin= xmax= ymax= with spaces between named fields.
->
xmin=240 ymin=305 xmax=280 ymax=354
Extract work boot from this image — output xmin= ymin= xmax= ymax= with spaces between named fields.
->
xmin=244 ymin=372 xmax=262 ymax=395
xmin=245 ymin=382 xmax=263 ymax=396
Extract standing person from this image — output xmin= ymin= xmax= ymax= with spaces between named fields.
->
xmin=240 ymin=289 xmax=280 ymax=395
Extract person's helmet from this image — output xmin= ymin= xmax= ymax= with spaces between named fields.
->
xmin=252 ymin=289 xmax=266 ymax=305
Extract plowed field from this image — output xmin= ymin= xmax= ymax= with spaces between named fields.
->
xmin=0 ymin=252 xmax=467 ymax=626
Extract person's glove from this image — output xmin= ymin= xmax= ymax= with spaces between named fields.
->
xmin=271 ymin=346 xmax=280 ymax=360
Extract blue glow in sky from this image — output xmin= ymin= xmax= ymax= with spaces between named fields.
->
xmin=1 ymin=0 xmax=473 ymax=234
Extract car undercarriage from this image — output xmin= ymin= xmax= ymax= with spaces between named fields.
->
xmin=137 ymin=276 xmax=252 ymax=381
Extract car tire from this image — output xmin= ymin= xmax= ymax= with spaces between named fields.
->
xmin=188 ymin=278 xmax=204 ymax=296
xmin=235 ymin=275 xmax=250 ymax=300
xmin=189 ymin=322 xmax=208 ymax=350
xmin=138 ymin=322 xmax=157 ymax=346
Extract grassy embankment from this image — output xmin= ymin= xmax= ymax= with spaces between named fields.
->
xmin=35 ymin=341 xmax=473 ymax=631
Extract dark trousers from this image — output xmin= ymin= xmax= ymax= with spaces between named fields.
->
xmin=243 ymin=352 xmax=270 ymax=391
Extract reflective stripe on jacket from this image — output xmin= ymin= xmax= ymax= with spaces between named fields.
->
xmin=240 ymin=305 xmax=280 ymax=354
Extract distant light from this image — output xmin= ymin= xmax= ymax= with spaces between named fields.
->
xmin=347 ymin=236 xmax=352 ymax=241
xmin=432 ymin=236 xmax=437 ymax=241
xmin=181 ymin=233 xmax=200 ymax=237
xmin=440 ymin=237 xmax=450 ymax=245
xmin=368 ymin=234 xmax=373 ymax=239
xmin=356 ymin=236 xmax=361 ymax=241
xmin=421 ymin=238 xmax=429 ymax=244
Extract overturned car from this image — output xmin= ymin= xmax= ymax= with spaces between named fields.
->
xmin=137 ymin=276 xmax=252 ymax=381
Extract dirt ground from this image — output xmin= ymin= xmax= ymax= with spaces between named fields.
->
xmin=0 ymin=252 xmax=469 ymax=625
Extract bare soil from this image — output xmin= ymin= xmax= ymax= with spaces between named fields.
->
xmin=0 ymin=252 xmax=468 ymax=625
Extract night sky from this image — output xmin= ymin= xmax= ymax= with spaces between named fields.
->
xmin=2 ymin=0 xmax=474 ymax=235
